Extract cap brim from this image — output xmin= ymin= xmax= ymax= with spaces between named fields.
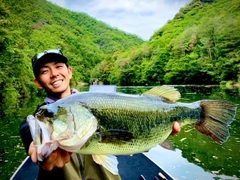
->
xmin=33 ymin=53 xmax=68 ymax=74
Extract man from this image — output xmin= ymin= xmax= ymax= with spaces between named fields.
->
xmin=20 ymin=49 xmax=180 ymax=180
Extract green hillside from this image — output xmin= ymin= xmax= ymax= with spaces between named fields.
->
xmin=0 ymin=0 xmax=144 ymax=104
xmin=93 ymin=0 xmax=240 ymax=86
xmin=1 ymin=0 xmax=239 ymax=101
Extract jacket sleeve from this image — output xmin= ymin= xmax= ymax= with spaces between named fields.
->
xmin=19 ymin=117 xmax=33 ymax=155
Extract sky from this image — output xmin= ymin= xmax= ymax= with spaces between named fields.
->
xmin=47 ymin=0 xmax=192 ymax=40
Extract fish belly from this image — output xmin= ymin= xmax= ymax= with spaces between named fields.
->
xmin=77 ymin=122 xmax=172 ymax=155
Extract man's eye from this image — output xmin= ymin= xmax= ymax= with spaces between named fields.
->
xmin=41 ymin=70 xmax=48 ymax=74
xmin=56 ymin=65 xmax=63 ymax=68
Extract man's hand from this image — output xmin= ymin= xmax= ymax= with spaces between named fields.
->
xmin=28 ymin=142 xmax=72 ymax=171
xmin=170 ymin=122 xmax=181 ymax=135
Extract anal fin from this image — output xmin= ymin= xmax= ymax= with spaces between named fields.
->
xmin=160 ymin=139 xmax=175 ymax=151
xmin=92 ymin=154 xmax=119 ymax=175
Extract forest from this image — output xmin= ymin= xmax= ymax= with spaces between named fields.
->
xmin=91 ymin=0 xmax=240 ymax=86
xmin=0 ymin=0 xmax=143 ymax=111
xmin=0 ymin=0 xmax=240 ymax=105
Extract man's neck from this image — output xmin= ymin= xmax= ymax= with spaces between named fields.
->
xmin=47 ymin=88 xmax=71 ymax=100
xmin=44 ymin=88 xmax=79 ymax=104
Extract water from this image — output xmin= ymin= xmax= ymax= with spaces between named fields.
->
xmin=0 ymin=85 xmax=239 ymax=180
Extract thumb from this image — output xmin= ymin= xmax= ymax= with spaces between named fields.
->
xmin=28 ymin=142 xmax=38 ymax=163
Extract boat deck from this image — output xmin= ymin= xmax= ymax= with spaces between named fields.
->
xmin=11 ymin=153 xmax=174 ymax=180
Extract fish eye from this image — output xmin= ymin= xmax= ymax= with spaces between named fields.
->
xmin=45 ymin=109 xmax=55 ymax=117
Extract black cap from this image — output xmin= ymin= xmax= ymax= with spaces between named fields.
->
xmin=32 ymin=49 xmax=68 ymax=77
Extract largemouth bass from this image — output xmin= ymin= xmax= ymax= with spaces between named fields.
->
xmin=27 ymin=85 xmax=237 ymax=175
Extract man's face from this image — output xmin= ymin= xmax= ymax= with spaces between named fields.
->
xmin=34 ymin=61 xmax=72 ymax=99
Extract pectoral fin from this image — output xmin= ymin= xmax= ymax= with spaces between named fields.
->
xmin=98 ymin=129 xmax=133 ymax=143
xmin=143 ymin=85 xmax=181 ymax=103
xmin=92 ymin=154 xmax=119 ymax=175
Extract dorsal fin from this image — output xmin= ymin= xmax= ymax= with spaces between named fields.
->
xmin=143 ymin=85 xmax=181 ymax=102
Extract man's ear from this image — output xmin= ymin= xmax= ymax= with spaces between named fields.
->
xmin=34 ymin=78 xmax=43 ymax=89
xmin=68 ymin=67 xmax=73 ymax=79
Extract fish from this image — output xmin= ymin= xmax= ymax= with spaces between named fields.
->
xmin=27 ymin=85 xmax=237 ymax=175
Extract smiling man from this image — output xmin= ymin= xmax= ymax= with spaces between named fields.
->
xmin=19 ymin=48 xmax=180 ymax=180
xmin=32 ymin=50 xmax=72 ymax=99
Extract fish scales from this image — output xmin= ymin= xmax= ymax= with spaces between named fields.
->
xmin=69 ymin=93 xmax=201 ymax=155
xmin=27 ymin=85 xmax=237 ymax=175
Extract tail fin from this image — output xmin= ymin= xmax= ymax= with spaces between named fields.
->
xmin=194 ymin=100 xmax=237 ymax=144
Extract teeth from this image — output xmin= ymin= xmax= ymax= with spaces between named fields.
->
xmin=52 ymin=80 xmax=62 ymax=85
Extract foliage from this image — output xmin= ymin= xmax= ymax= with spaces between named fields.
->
xmin=0 ymin=1 xmax=143 ymax=178
xmin=2 ymin=0 xmax=239 ymax=97
xmin=93 ymin=0 xmax=240 ymax=86
xmin=0 ymin=0 xmax=144 ymax=108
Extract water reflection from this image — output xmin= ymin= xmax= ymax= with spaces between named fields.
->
xmin=144 ymin=146 xmax=239 ymax=180
xmin=0 ymin=94 xmax=45 ymax=179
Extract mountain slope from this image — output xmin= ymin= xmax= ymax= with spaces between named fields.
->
xmin=0 ymin=0 xmax=144 ymax=102
xmin=93 ymin=0 xmax=240 ymax=86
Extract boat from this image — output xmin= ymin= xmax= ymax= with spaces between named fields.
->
xmin=10 ymin=153 xmax=174 ymax=180
xmin=10 ymin=85 xmax=175 ymax=180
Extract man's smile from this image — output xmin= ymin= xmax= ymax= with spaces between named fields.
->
xmin=51 ymin=79 xmax=63 ymax=86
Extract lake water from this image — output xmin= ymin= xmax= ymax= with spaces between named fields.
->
xmin=0 ymin=85 xmax=239 ymax=180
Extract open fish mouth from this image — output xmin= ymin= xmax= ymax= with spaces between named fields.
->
xmin=28 ymin=104 xmax=99 ymax=161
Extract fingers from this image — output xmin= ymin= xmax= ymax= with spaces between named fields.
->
xmin=41 ymin=149 xmax=59 ymax=170
xmin=170 ymin=122 xmax=181 ymax=136
xmin=40 ymin=149 xmax=72 ymax=171
xmin=28 ymin=142 xmax=38 ymax=163
xmin=28 ymin=142 xmax=72 ymax=171
xmin=59 ymin=150 xmax=72 ymax=167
